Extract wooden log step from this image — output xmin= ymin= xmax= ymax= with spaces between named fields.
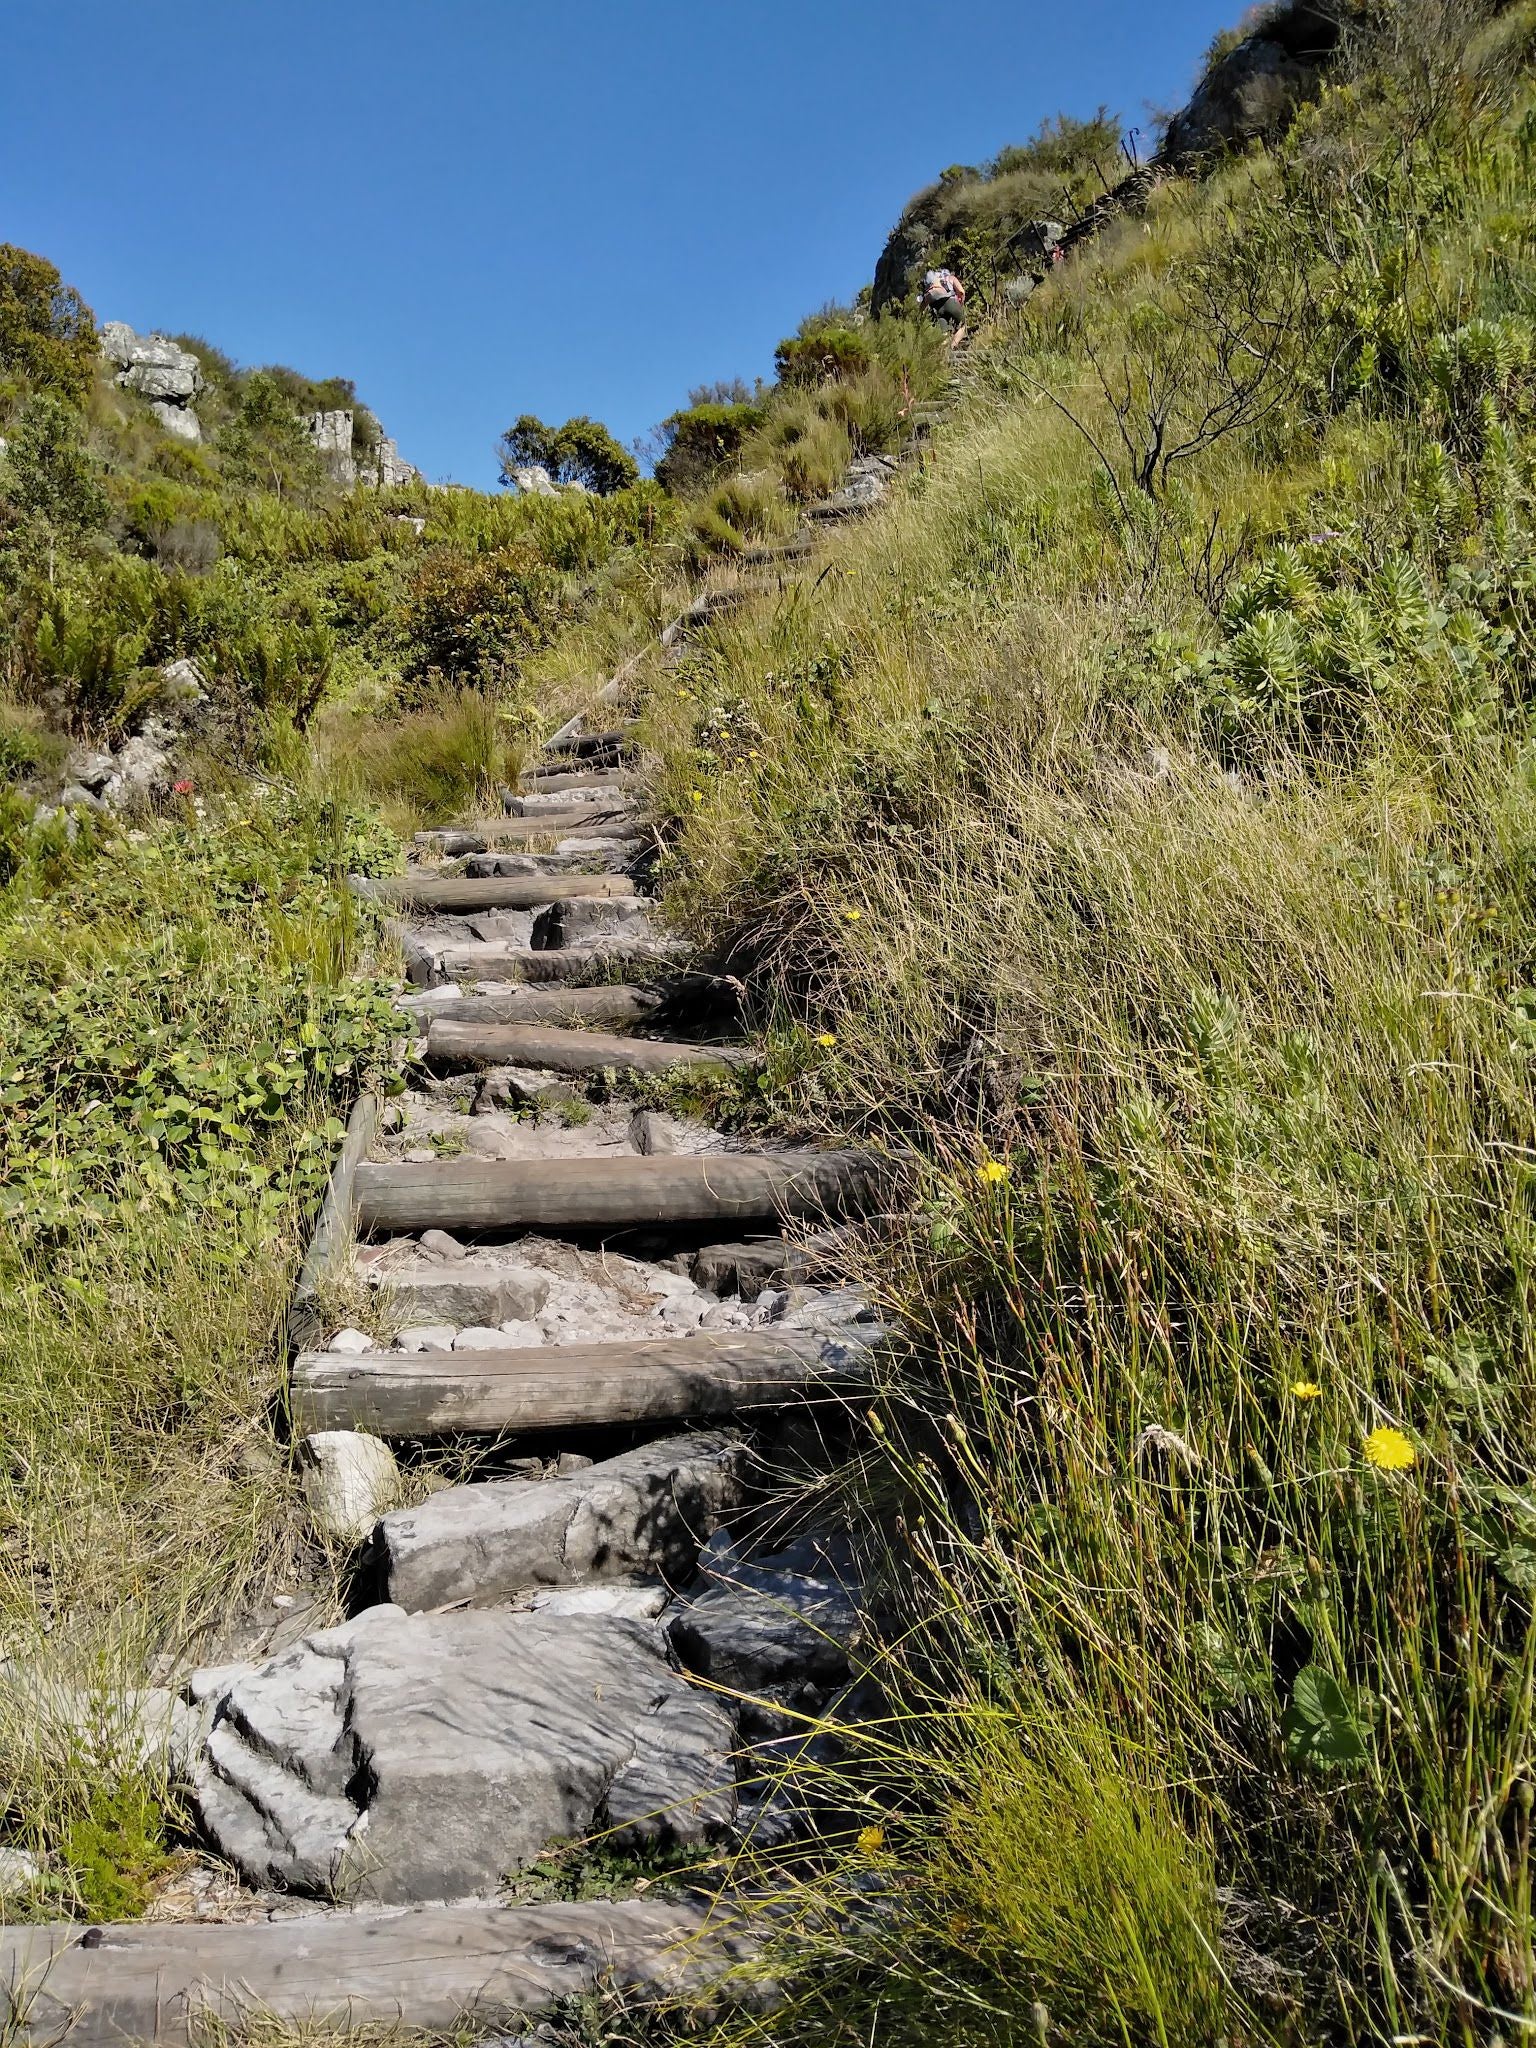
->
xmin=544 ymin=725 xmax=637 ymax=760
xmin=292 ymin=1329 xmax=864 ymax=1436
xmin=403 ymin=984 xmax=661 ymax=1027
xmin=424 ymin=1018 xmax=751 ymax=1077
xmin=362 ymin=873 xmax=635 ymax=913
xmin=432 ymin=938 xmax=686 ymax=985
xmin=520 ymin=767 xmax=637 ymax=794
xmin=356 ymin=1147 xmax=890 ymax=1234
xmin=418 ymin=810 xmax=633 ymax=853
xmin=0 ymin=1895 xmax=749 ymax=2043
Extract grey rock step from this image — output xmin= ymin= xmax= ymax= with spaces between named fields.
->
xmin=0 ymin=1896 xmax=752 ymax=2043
xmin=532 ymin=894 xmax=655 ymax=946
xmin=291 ymin=1327 xmax=874 ymax=1437
xmin=669 ymin=1528 xmax=863 ymax=1695
xmin=693 ymin=1232 xmax=847 ymax=1301
xmin=192 ymin=1604 xmax=736 ymax=1903
xmin=424 ymin=1019 xmax=750 ymax=1080
xmin=502 ymin=786 xmax=636 ymax=816
xmin=464 ymin=845 xmax=640 ymax=877
xmin=374 ymin=1430 xmax=747 ymax=1611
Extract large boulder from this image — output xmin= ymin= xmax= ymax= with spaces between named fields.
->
xmin=100 ymin=322 xmax=204 ymax=441
xmin=374 ymin=1432 xmax=747 ymax=1612
xmin=1160 ymin=3 xmax=1345 ymax=163
xmin=192 ymin=1605 xmax=736 ymax=1901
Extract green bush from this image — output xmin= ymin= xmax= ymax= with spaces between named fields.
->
xmin=654 ymin=400 xmax=766 ymax=494
xmin=774 ymin=328 xmax=873 ymax=387
xmin=497 ymin=411 xmax=639 ymax=495
xmin=0 ymin=246 xmax=96 ymax=406
xmin=402 ymin=541 xmax=566 ymax=687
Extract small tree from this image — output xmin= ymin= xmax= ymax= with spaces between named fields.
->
xmin=1 ymin=393 xmax=108 ymax=536
xmin=0 ymin=246 xmax=97 ymax=406
xmin=497 ymin=412 xmax=638 ymax=495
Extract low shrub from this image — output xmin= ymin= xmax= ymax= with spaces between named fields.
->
xmin=774 ymin=328 xmax=873 ymax=387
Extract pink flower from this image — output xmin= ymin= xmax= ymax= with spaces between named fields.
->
xmin=173 ymin=779 xmax=195 ymax=795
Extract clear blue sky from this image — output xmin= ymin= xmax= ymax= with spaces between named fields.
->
xmin=3 ymin=0 xmax=1238 ymax=488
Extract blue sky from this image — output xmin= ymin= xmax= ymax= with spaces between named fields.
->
xmin=3 ymin=0 xmax=1239 ymax=488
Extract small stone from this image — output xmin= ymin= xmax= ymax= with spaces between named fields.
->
xmin=0 ymin=1847 xmax=42 ymax=1898
xmin=300 ymin=1431 xmax=402 ymax=1543
xmin=59 ymin=783 xmax=101 ymax=809
xmin=555 ymin=1452 xmax=595 ymax=1477
xmin=395 ymin=1324 xmax=456 ymax=1353
xmin=529 ymin=1583 xmax=667 ymax=1620
xmin=403 ymin=1147 xmax=436 ymax=1163
xmin=327 ymin=1328 xmax=375 ymax=1355
xmin=452 ymin=1325 xmax=510 ymax=1350
xmin=419 ymin=1229 xmax=467 ymax=1262
xmin=495 ymin=1320 xmax=545 ymax=1346
xmin=628 ymin=1109 xmax=677 ymax=1156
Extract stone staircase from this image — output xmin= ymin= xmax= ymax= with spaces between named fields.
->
xmin=1 ymin=502 xmax=901 ymax=2044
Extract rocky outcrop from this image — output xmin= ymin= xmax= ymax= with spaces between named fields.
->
xmin=1160 ymin=2 xmax=1345 ymax=163
xmin=99 ymin=322 xmax=205 ymax=441
xmin=303 ymin=409 xmax=421 ymax=490
xmin=191 ymin=1605 xmax=737 ymax=1901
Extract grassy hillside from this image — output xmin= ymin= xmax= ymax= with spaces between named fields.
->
xmin=7 ymin=1 xmax=1536 ymax=2032
xmin=608 ymin=4 xmax=1536 ymax=2039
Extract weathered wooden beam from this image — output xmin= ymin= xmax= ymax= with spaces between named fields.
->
xmin=416 ymin=809 xmax=633 ymax=852
xmin=519 ymin=767 xmax=637 ymax=795
xmin=287 ymin=1091 xmax=380 ymax=1355
xmin=0 ymin=1896 xmax=751 ymax=2043
xmin=292 ymin=1329 xmax=863 ymax=1436
xmin=356 ymin=1147 xmax=890 ymax=1235
xmin=361 ymin=873 xmax=634 ymax=913
xmin=544 ymin=726 xmax=636 ymax=760
xmin=424 ymin=1019 xmax=749 ymax=1077
xmin=431 ymin=938 xmax=686 ymax=985
xmin=402 ymin=984 xmax=660 ymax=1027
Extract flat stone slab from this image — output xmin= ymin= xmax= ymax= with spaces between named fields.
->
xmin=375 ymin=1432 xmax=747 ymax=1611
xmin=0 ymin=1895 xmax=752 ymax=2043
xmin=193 ymin=1604 xmax=736 ymax=1903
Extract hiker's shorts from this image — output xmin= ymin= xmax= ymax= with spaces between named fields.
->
xmin=927 ymin=295 xmax=965 ymax=328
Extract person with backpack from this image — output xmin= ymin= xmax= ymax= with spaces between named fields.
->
xmin=920 ymin=266 xmax=968 ymax=349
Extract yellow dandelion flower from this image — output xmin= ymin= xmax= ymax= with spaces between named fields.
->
xmin=1363 ymin=1426 xmax=1416 ymax=1472
xmin=977 ymin=1159 xmax=1009 ymax=1185
xmin=816 ymin=1032 xmax=837 ymax=1047
xmin=688 ymin=790 xmax=704 ymax=804
xmin=856 ymin=1825 xmax=885 ymax=1857
xmin=1290 ymin=1381 xmax=1322 ymax=1400
xmin=840 ymin=906 xmax=862 ymax=922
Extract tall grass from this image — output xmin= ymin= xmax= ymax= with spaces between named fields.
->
xmin=623 ymin=9 xmax=1536 ymax=2038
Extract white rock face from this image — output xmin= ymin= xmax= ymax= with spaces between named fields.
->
xmin=0 ymin=1847 xmax=41 ymax=1898
xmin=303 ymin=409 xmax=421 ymax=490
xmin=300 ymin=1431 xmax=401 ymax=1543
xmin=192 ymin=1605 xmax=736 ymax=1901
xmin=100 ymin=322 xmax=204 ymax=439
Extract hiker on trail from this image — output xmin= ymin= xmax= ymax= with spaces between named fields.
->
xmin=921 ymin=266 xmax=968 ymax=349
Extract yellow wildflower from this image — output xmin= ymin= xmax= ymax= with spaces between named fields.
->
xmin=816 ymin=1032 xmax=837 ymax=1047
xmin=1363 ymin=1426 xmax=1416 ymax=1472
xmin=841 ymin=906 xmax=862 ymax=922
xmin=1290 ymin=1381 xmax=1322 ymax=1400
xmin=977 ymin=1159 xmax=1009 ymax=1185
xmin=688 ymin=790 xmax=704 ymax=804
xmin=856 ymin=1825 xmax=885 ymax=1857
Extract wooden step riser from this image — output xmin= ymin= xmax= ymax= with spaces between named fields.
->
xmin=431 ymin=941 xmax=684 ymax=985
xmin=424 ymin=1019 xmax=747 ymax=1077
xmin=369 ymin=874 xmax=636 ymax=913
xmin=293 ymin=1332 xmax=857 ymax=1436
xmin=418 ymin=811 xmax=634 ymax=852
xmin=517 ymin=769 xmax=637 ymax=796
xmin=403 ymin=986 xmax=660 ymax=1027
xmin=356 ymin=1149 xmax=888 ymax=1235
